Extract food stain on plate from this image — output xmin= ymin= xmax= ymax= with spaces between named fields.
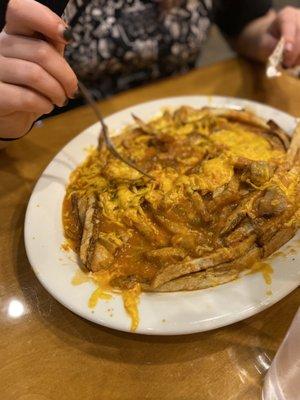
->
xmin=94 ymin=271 xmax=140 ymax=331
xmin=88 ymin=287 xmax=112 ymax=308
xmin=83 ymin=145 xmax=96 ymax=154
xmin=71 ymin=268 xmax=91 ymax=285
xmin=269 ymin=251 xmax=285 ymax=259
xmin=60 ymin=241 xmax=71 ymax=252
xmin=71 ymin=268 xmax=140 ymax=331
xmin=286 ymin=246 xmax=297 ymax=255
xmin=250 ymin=261 xmax=273 ymax=295
xmin=121 ymin=285 xmax=141 ymax=331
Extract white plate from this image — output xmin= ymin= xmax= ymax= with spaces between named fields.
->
xmin=24 ymin=96 xmax=300 ymax=335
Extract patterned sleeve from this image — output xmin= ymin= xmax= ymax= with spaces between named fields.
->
xmin=213 ymin=0 xmax=273 ymax=37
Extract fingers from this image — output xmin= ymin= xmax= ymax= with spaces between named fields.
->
xmin=279 ymin=8 xmax=297 ymax=45
xmin=283 ymin=24 xmax=300 ymax=68
xmin=275 ymin=6 xmax=300 ymax=67
xmin=290 ymin=25 xmax=300 ymax=67
xmin=5 ymin=0 xmax=70 ymax=44
xmin=0 ymin=0 xmax=74 ymax=140
xmin=52 ymin=41 xmax=66 ymax=56
xmin=279 ymin=8 xmax=297 ymax=66
xmin=0 ymin=33 xmax=78 ymax=98
xmin=0 ymin=81 xmax=54 ymax=115
xmin=0 ymin=56 xmax=67 ymax=107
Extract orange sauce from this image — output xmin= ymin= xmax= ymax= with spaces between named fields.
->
xmin=287 ymin=248 xmax=297 ymax=255
xmin=269 ymin=251 xmax=285 ymax=260
xmin=88 ymin=271 xmax=114 ymax=308
xmin=88 ymin=288 xmax=112 ymax=308
xmin=71 ymin=269 xmax=91 ymax=285
xmin=61 ymin=107 xmax=299 ymax=330
xmin=88 ymin=271 xmax=140 ymax=331
xmin=251 ymin=261 xmax=273 ymax=295
xmin=60 ymin=241 xmax=71 ymax=252
xmin=121 ymin=285 xmax=141 ymax=331
xmin=62 ymin=196 xmax=81 ymax=252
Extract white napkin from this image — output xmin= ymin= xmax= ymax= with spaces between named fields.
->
xmin=266 ymin=37 xmax=300 ymax=79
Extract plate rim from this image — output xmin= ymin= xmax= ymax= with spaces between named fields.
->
xmin=24 ymin=95 xmax=300 ymax=335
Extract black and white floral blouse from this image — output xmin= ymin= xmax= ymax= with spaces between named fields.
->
xmin=0 ymin=0 xmax=273 ymax=100
xmin=61 ymin=0 xmax=271 ymax=99
xmin=63 ymin=0 xmax=211 ymax=98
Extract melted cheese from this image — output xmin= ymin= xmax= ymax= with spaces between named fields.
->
xmin=121 ymin=285 xmax=141 ymax=331
xmin=211 ymin=128 xmax=284 ymax=161
xmin=71 ymin=269 xmax=91 ymax=285
xmin=272 ymin=170 xmax=300 ymax=201
xmin=89 ymin=271 xmax=141 ymax=331
xmin=88 ymin=287 xmax=112 ymax=308
xmin=194 ymin=156 xmax=233 ymax=191
xmin=63 ymin=106 xmax=299 ymax=331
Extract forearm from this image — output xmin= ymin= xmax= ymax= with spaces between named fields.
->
xmin=228 ymin=9 xmax=277 ymax=62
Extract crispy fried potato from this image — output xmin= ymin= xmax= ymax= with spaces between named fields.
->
xmin=151 ymin=247 xmax=261 ymax=292
xmin=63 ymin=106 xmax=300 ymax=295
xmin=152 ymin=236 xmax=256 ymax=289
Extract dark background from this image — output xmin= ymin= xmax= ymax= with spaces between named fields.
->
xmin=199 ymin=0 xmax=300 ymax=66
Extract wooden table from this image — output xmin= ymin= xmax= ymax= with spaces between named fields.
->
xmin=1 ymin=58 xmax=299 ymax=400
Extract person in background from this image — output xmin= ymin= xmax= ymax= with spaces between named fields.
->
xmin=1 ymin=0 xmax=300 ymax=143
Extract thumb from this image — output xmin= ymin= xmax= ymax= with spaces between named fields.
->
xmin=268 ymin=9 xmax=297 ymax=67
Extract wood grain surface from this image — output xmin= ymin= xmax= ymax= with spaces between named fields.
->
xmin=0 ymin=58 xmax=299 ymax=400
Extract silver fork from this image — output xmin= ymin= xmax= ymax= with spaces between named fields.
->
xmin=78 ymin=81 xmax=153 ymax=179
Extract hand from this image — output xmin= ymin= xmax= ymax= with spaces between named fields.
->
xmin=231 ymin=7 xmax=300 ymax=68
xmin=268 ymin=6 xmax=300 ymax=67
xmin=0 ymin=0 xmax=78 ymax=140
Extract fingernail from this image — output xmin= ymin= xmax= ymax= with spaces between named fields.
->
xmin=58 ymin=24 xmax=73 ymax=42
xmin=285 ymin=42 xmax=293 ymax=52
xmin=70 ymin=88 xmax=80 ymax=99
xmin=63 ymin=27 xmax=73 ymax=42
